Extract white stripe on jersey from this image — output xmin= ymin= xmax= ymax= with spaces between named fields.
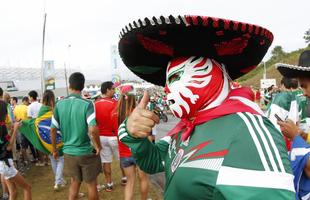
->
xmin=237 ymin=112 xmax=270 ymax=171
xmin=257 ymin=115 xmax=286 ymax=173
xmin=216 ymin=166 xmax=295 ymax=192
xmin=245 ymin=113 xmax=279 ymax=172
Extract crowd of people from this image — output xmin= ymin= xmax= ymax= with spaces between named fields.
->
xmin=0 ymin=72 xmax=165 ymax=200
xmin=1 ymin=14 xmax=310 ymax=200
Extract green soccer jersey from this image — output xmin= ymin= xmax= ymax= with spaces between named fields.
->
xmin=267 ymin=91 xmax=299 ymax=131
xmin=293 ymin=90 xmax=308 ymax=126
xmin=51 ymin=93 xmax=96 ymax=156
xmin=119 ymin=113 xmax=295 ymax=200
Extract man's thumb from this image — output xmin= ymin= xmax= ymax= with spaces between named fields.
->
xmin=138 ymin=91 xmax=149 ymax=109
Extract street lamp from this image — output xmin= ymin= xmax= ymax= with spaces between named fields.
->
xmin=263 ymin=62 xmax=267 ymax=79
xmin=64 ymin=44 xmax=71 ymax=96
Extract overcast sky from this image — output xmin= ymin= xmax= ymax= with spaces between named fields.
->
xmin=0 ymin=0 xmax=309 ymax=79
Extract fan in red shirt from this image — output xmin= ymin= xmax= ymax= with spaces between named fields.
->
xmin=94 ymin=81 xmax=126 ymax=192
xmin=112 ymin=85 xmax=150 ymax=200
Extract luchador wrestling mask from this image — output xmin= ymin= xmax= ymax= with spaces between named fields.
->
xmin=164 ymin=56 xmax=230 ymax=119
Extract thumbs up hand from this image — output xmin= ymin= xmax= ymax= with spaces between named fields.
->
xmin=126 ymin=91 xmax=160 ymax=138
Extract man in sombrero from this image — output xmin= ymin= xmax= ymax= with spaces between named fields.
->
xmin=117 ymin=15 xmax=295 ymax=199
xmin=276 ymin=50 xmax=310 ymax=200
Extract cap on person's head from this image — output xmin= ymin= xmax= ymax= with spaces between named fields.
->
xmin=69 ymin=72 xmax=85 ymax=91
xmin=28 ymin=90 xmax=38 ymax=100
xmin=120 ymin=85 xmax=135 ymax=95
xmin=100 ymin=81 xmax=114 ymax=95
xmin=276 ymin=50 xmax=310 ymax=78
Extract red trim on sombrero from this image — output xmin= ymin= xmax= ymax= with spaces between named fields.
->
xmin=201 ymin=16 xmax=209 ymax=26
xmin=191 ymin=16 xmax=198 ymax=25
xmin=248 ymin=24 xmax=253 ymax=33
xmin=214 ymin=34 xmax=250 ymax=56
xmin=233 ymin=22 xmax=239 ymax=31
xmin=224 ymin=19 xmax=230 ymax=30
xmin=136 ymin=33 xmax=174 ymax=56
xmin=183 ymin=15 xmax=273 ymax=41
xmin=213 ymin=19 xmax=219 ymax=28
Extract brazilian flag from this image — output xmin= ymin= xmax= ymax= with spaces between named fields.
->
xmin=19 ymin=105 xmax=63 ymax=154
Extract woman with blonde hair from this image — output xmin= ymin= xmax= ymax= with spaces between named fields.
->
xmin=112 ymin=85 xmax=149 ymax=200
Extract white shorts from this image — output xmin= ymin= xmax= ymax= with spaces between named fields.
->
xmin=0 ymin=159 xmax=18 ymax=180
xmin=99 ymin=136 xmax=119 ymax=163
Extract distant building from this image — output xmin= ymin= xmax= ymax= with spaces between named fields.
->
xmin=110 ymin=45 xmax=142 ymax=81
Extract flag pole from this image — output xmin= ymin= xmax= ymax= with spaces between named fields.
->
xmin=40 ymin=13 xmax=47 ymax=97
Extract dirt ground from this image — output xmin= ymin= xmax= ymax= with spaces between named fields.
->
xmin=13 ymin=161 xmax=162 ymax=200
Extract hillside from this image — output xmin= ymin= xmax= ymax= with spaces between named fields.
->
xmin=237 ymin=45 xmax=310 ymax=88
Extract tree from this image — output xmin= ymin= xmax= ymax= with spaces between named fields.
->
xmin=304 ymin=28 xmax=310 ymax=45
xmin=271 ymin=46 xmax=286 ymax=60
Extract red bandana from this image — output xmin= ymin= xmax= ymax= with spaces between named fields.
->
xmin=167 ymin=87 xmax=262 ymax=141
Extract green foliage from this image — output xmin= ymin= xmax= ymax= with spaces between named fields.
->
xmin=237 ymin=45 xmax=310 ymax=88
xmin=271 ymin=46 xmax=286 ymax=60
xmin=304 ymin=28 xmax=310 ymax=44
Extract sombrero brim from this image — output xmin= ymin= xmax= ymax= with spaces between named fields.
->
xmin=276 ymin=63 xmax=310 ymax=78
xmin=118 ymin=15 xmax=273 ymax=86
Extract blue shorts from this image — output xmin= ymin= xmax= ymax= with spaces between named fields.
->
xmin=120 ymin=157 xmax=136 ymax=168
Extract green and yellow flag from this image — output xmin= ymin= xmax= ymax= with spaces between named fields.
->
xmin=19 ymin=105 xmax=62 ymax=154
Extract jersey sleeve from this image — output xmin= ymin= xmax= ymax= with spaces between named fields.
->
xmin=118 ymin=119 xmax=169 ymax=174
xmin=86 ymin=102 xmax=96 ymax=126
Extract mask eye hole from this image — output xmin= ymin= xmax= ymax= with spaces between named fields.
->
xmin=168 ymin=71 xmax=182 ymax=84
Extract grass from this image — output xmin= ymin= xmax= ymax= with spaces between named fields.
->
xmin=237 ymin=45 xmax=310 ymax=88
xmin=15 ymin=161 xmax=162 ymax=200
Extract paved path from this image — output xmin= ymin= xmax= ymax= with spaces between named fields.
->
xmin=150 ymin=114 xmax=179 ymax=194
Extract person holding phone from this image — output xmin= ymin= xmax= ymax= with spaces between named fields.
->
xmin=276 ymin=50 xmax=310 ymax=199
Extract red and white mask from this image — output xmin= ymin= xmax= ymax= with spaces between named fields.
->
xmin=164 ymin=56 xmax=230 ymax=119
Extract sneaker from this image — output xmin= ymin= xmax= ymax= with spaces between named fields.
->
xmin=97 ymin=184 xmax=105 ymax=192
xmin=105 ymin=183 xmax=113 ymax=192
xmin=78 ymin=192 xmax=85 ymax=198
xmin=35 ymin=162 xmax=45 ymax=167
xmin=60 ymin=180 xmax=67 ymax=187
xmin=53 ymin=184 xmax=60 ymax=191
xmin=121 ymin=177 xmax=127 ymax=186
xmin=2 ymin=193 xmax=9 ymax=200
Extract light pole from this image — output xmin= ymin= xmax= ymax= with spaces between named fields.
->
xmin=67 ymin=44 xmax=71 ymax=74
xmin=64 ymin=44 xmax=71 ymax=96
xmin=40 ymin=13 xmax=47 ymax=97
xmin=263 ymin=62 xmax=267 ymax=80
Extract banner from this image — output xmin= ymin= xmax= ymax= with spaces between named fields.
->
xmin=260 ymin=79 xmax=276 ymax=89
xmin=44 ymin=60 xmax=56 ymax=90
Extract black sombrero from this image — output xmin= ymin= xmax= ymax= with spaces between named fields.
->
xmin=118 ymin=15 xmax=274 ymax=86
xmin=276 ymin=50 xmax=310 ymax=78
